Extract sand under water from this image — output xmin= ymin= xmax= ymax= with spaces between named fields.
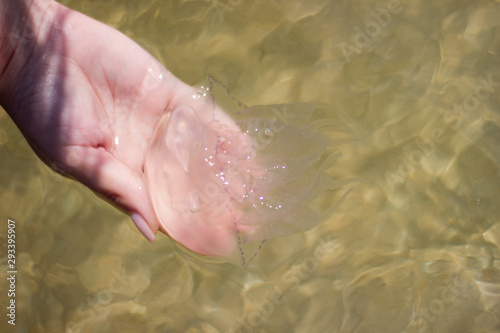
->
xmin=1 ymin=0 xmax=500 ymax=332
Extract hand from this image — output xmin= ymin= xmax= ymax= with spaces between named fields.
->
xmin=0 ymin=0 xmax=196 ymax=240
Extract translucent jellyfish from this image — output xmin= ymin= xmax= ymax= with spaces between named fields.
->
xmin=144 ymin=79 xmax=360 ymax=266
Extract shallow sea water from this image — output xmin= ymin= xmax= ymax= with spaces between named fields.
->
xmin=1 ymin=0 xmax=500 ymax=332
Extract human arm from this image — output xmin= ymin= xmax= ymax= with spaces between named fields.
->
xmin=0 ymin=0 xmax=197 ymax=240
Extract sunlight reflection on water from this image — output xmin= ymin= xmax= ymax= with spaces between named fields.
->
xmin=0 ymin=0 xmax=499 ymax=332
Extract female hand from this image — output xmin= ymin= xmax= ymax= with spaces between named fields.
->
xmin=0 ymin=0 xmax=196 ymax=240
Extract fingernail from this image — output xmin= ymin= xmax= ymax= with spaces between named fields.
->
xmin=131 ymin=213 xmax=155 ymax=242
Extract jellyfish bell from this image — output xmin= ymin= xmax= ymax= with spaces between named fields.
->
xmin=144 ymin=79 xmax=361 ymax=266
xmin=144 ymin=103 xmax=256 ymax=258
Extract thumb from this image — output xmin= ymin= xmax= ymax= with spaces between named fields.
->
xmin=54 ymin=145 xmax=159 ymax=241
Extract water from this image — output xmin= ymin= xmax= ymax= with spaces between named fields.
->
xmin=1 ymin=0 xmax=500 ymax=332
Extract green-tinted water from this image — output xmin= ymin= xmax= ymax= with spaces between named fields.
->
xmin=1 ymin=0 xmax=500 ymax=332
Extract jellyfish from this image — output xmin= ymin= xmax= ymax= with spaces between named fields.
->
xmin=144 ymin=78 xmax=360 ymax=266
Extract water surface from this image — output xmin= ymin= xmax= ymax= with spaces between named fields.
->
xmin=1 ymin=0 xmax=500 ymax=332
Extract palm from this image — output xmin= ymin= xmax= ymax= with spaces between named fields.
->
xmin=8 ymin=3 xmax=195 ymax=239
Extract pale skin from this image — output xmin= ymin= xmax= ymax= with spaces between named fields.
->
xmin=0 ymin=0 xmax=208 ymax=241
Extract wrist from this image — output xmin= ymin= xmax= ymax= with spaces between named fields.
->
xmin=0 ymin=0 xmax=59 ymax=111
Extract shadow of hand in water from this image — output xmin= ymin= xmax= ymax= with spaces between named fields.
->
xmin=0 ymin=0 xmax=202 ymax=241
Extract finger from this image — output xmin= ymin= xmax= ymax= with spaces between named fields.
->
xmin=54 ymin=145 xmax=159 ymax=241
